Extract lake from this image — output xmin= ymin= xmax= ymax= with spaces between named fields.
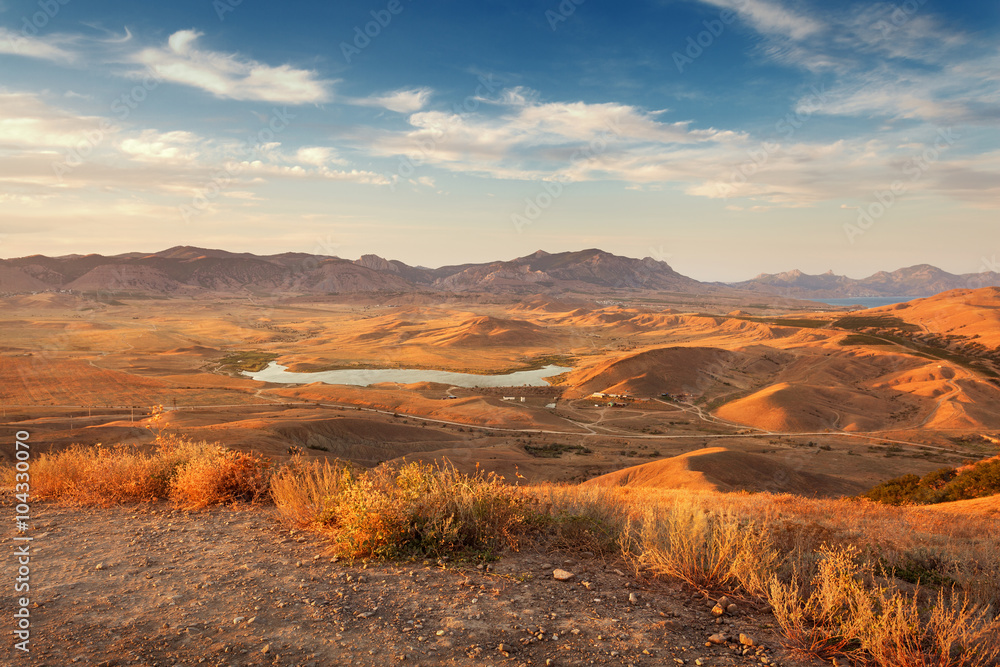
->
xmin=813 ymin=296 xmax=920 ymax=309
xmin=246 ymin=362 xmax=573 ymax=388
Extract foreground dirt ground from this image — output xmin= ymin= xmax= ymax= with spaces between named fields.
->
xmin=7 ymin=503 xmax=827 ymax=667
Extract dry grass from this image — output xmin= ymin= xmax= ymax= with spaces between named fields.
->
xmin=169 ymin=444 xmax=271 ymax=510
xmin=271 ymin=459 xmax=536 ymax=559
xmin=626 ymin=498 xmax=780 ymax=596
xmin=8 ymin=440 xmax=999 ymax=666
xmin=769 ymin=546 xmax=1000 ymax=666
xmin=533 ymin=483 xmax=1000 ymax=667
xmin=17 ymin=437 xmax=270 ymax=509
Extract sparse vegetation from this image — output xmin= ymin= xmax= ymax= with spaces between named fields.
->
xmin=833 ymin=315 xmax=921 ymax=332
xmin=523 ymin=442 xmax=592 ymax=458
xmin=765 ymin=318 xmax=830 ymax=329
xmin=7 ymin=443 xmax=1000 ymax=666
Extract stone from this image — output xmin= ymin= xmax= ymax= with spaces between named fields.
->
xmin=553 ymin=569 xmax=575 ymax=581
xmin=708 ymin=633 xmax=727 ymax=644
xmin=628 ymin=592 xmax=639 ymax=605
xmin=739 ymin=633 xmax=755 ymax=647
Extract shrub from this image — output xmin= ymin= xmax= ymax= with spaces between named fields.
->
xmin=168 ymin=445 xmax=271 ymax=510
xmin=271 ymin=460 xmax=537 ymax=560
xmin=861 ymin=460 xmax=1000 ymax=506
xmin=625 ymin=497 xmax=780 ymax=596
xmin=19 ymin=438 xmax=270 ymax=509
xmin=769 ymin=545 xmax=1000 ymax=666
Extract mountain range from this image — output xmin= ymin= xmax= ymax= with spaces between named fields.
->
xmin=727 ymin=265 xmax=1000 ymax=299
xmin=1 ymin=246 xmax=997 ymax=301
xmin=0 ymin=247 xmax=707 ymax=296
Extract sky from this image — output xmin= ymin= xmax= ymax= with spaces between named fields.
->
xmin=0 ymin=0 xmax=998 ymax=281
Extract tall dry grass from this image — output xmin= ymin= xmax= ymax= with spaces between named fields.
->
xmin=769 ymin=546 xmax=1000 ymax=666
xmin=532 ymin=483 xmax=1000 ymax=667
xmin=271 ymin=459 xmax=536 ymax=559
xmin=20 ymin=438 xmax=270 ymax=508
xmin=626 ymin=498 xmax=780 ymax=596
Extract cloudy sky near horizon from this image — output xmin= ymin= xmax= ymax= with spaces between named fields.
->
xmin=0 ymin=0 xmax=998 ymax=281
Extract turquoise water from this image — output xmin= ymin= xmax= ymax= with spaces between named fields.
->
xmin=813 ymin=296 xmax=919 ymax=309
xmin=246 ymin=362 xmax=572 ymax=388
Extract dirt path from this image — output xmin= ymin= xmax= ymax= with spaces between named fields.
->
xmin=7 ymin=503 xmax=827 ymax=667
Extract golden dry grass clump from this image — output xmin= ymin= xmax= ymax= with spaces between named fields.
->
xmin=21 ymin=437 xmax=270 ymax=509
xmin=271 ymin=459 xmax=535 ymax=559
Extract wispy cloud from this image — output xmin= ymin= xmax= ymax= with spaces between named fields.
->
xmin=0 ymin=27 xmax=76 ymax=63
xmin=359 ymin=90 xmax=743 ymax=181
xmin=352 ymin=87 xmax=433 ymax=113
xmin=700 ymin=0 xmax=822 ymax=40
xmin=134 ymin=30 xmax=332 ymax=104
xmin=0 ymin=92 xmax=110 ymax=148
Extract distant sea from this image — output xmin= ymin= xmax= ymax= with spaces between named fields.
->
xmin=812 ymin=296 xmax=919 ymax=309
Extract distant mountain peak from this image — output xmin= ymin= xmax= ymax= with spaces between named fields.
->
xmin=730 ymin=263 xmax=996 ymax=299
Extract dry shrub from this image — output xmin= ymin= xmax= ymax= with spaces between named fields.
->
xmin=272 ymin=460 xmax=537 ymax=560
xmin=625 ymin=496 xmax=780 ymax=596
xmin=270 ymin=457 xmax=351 ymax=528
xmin=770 ymin=545 xmax=1000 ymax=666
xmin=530 ymin=484 xmax=629 ymax=556
xmin=535 ymin=483 xmax=999 ymax=667
xmin=168 ymin=445 xmax=271 ymax=510
xmin=29 ymin=444 xmax=181 ymax=506
xmin=19 ymin=438 xmax=270 ymax=509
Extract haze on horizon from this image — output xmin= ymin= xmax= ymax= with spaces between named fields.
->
xmin=1 ymin=0 xmax=998 ymax=282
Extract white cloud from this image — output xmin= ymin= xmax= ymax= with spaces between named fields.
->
xmin=353 ymin=87 xmax=433 ymax=113
xmin=230 ymin=161 xmax=392 ymax=185
xmin=360 ymin=92 xmax=745 ymax=183
xmin=699 ymin=0 xmax=822 ymax=40
xmin=0 ymin=92 xmax=112 ymax=148
xmin=119 ymin=130 xmax=201 ymax=163
xmin=295 ymin=146 xmax=345 ymax=166
xmin=135 ymin=30 xmax=331 ymax=104
xmin=0 ymin=27 xmax=75 ymax=62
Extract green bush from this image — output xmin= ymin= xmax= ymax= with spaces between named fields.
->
xmin=860 ymin=460 xmax=1000 ymax=506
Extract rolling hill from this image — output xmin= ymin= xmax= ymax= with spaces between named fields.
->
xmin=583 ymin=447 xmax=863 ymax=496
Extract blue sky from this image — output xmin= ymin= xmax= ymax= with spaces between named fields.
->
xmin=0 ymin=0 xmax=998 ymax=280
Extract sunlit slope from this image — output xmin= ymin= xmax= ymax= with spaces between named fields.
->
xmin=582 ymin=447 xmax=863 ymax=496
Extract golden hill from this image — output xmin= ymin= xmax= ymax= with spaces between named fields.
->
xmin=582 ymin=447 xmax=863 ymax=496
xmin=565 ymin=346 xmax=746 ymax=397
xmin=877 ymin=286 xmax=1000 ymax=348
xmin=922 ymin=493 xmax=1000 ymax=516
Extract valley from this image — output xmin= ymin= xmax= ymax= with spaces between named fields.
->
xmin=4 ymin=267 xmax=999 ymax=497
